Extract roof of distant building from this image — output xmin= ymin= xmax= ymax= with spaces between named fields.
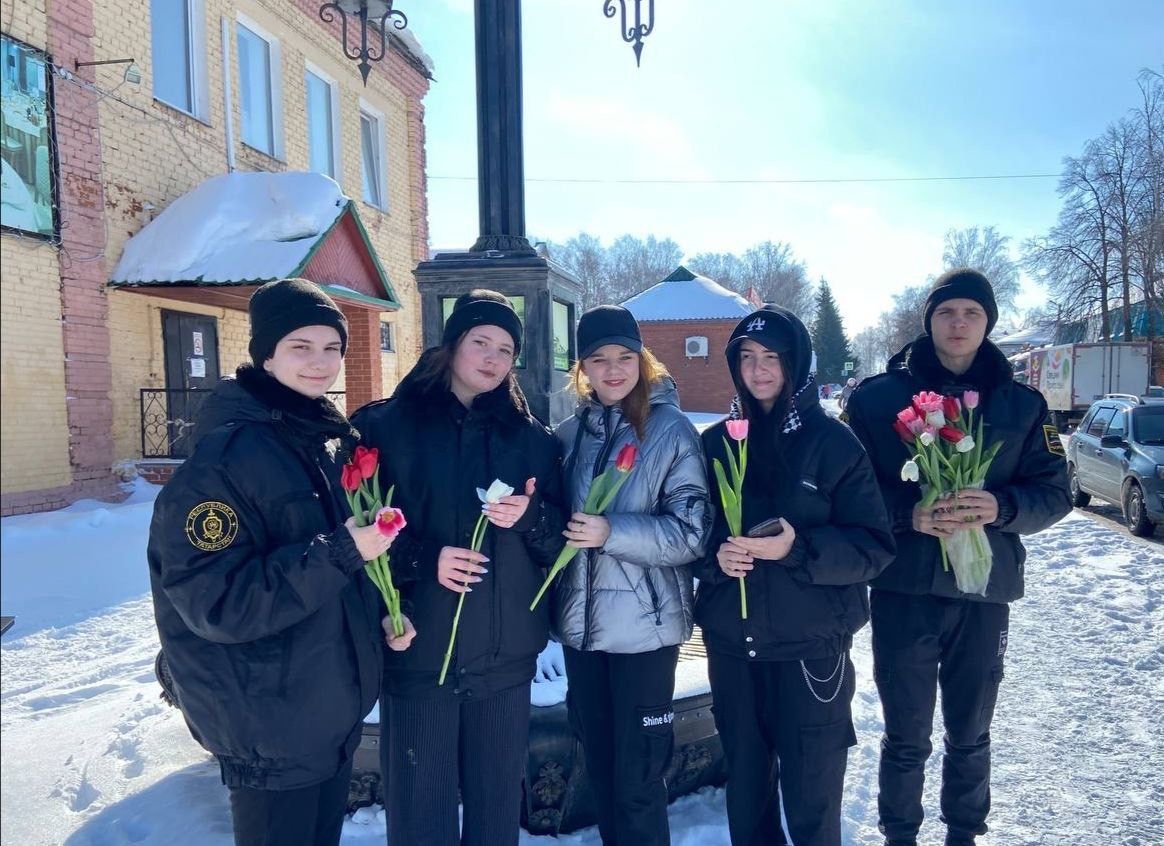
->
xmin=622 ymin=266 xmax=753 ymax=322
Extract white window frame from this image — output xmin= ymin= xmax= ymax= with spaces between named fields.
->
xmin=235 ymin=12 xmax=284 ymax=160
xmin=150 ymin=0 xmax=209 ymax=120
xmin=304 ymin=61 xmax=342 ymax=180
xmin=358 ymin=99 xmax=388 ymax=211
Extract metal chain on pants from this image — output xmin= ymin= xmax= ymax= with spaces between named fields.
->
xmin=799 ymin=653 xmax=846 ymax=703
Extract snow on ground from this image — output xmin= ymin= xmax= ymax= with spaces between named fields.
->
xmin=3 ymin=487 xmax=1162 ymax=845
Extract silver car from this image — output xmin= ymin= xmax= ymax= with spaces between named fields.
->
xmin=1067 ymin=395 xmax=1164 ymax=537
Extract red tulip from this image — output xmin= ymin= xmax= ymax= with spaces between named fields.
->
xmin=942 ymin=395 xmax=961 ymax=422
xmin=938 ymin=425 xmax=965 ymax=445
xmin=615 ymin=444 xmax=637 ymax=472
xmin=341 ymin=463 xmax=363 ymax=493
xmin=892 ymin=419 xmax=915 ymax=444
xmin=353 ymin=445 xmax=379 ymax=480
xmin=725 ymin=419 xmax=749 ymax=442
xmin=375 ymin=506 xmax=407 ymax=539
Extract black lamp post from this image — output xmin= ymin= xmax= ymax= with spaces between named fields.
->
xmin=319 ymin=0 xmax=408 ymax=85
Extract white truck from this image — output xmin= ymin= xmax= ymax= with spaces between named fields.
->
xmin=1008 ymin=342 xmax=1151 ymax=430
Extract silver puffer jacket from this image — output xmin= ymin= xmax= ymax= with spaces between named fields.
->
xmin=551 ymin=379 xmax=711 ymax=653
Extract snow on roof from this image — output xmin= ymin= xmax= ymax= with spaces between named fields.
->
xmin=996 ymin=325 xmax=1055 ymax=346
xmin=622 ymin=266 xmax=753 ymax=322
xmin=110 ymin=172 xmax=348 ymax=285
xmin=394 ymin=28 xmax=435 ymax=76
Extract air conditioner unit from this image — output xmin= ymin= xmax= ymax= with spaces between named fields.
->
xmin=685 ymin=336 xmax=709 ymax=358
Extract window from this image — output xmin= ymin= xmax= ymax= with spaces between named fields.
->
xmin=359 ymin=103 xmax=385 ymax=208
xmin=237 ymin=18 xmax=282 ymax=157
xmin=305 ymin=66 xmax=339 ymax=178
xmin=441 ymin=295 xmax=526 ymax=368
xmin=1105 ymin=409 xmax=1128 ymax=440
xmin=552 ymin=300 xmax=573 ymax=371
xmin=150 ymin=0 xmax=206 ymax=117
xmin=1086 ymin=407 xmax=1115 ymax=438
xmin=1 ymin=35 xmax=54 ymax=236
xmin=380 ymin=322 xmax=395 ymax=353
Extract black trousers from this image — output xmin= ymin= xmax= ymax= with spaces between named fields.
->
xmin=382 ymin=682 xmax=531 ymax=846
xmin=707 ymin=649 xmax=857 ymax=846
xmin=563 ymin=644 xmax=680 ymax=846
xmin=228 ymin=761 xmax=353 ymax=846
xmin=871 ymin=590 xmax=1009 ymax=844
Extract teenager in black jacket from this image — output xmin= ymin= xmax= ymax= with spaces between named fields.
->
xmin=696 ymin=306 xmax=895 ymax=846
xmin=148 ymin=279 xmax=415 ymax=846
xmin=352 ymin=290 xmax=566 ymax=846
xmin=844 ymin=269 xmax=1071 ymax=846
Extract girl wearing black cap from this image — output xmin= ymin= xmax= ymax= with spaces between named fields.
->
xmin=351 ymin=289 xmax=566 ymax=846
xmin=694 ymin=306 xmax=894 ymax=846
xmin=148 ymin=278 xmax=415 ymax=846
xmin=552 ymin=304 xmax=711 ymax=846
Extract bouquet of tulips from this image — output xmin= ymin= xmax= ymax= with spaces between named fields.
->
xmin=529 ymin=444 xmax=637 ymax=611
xmin=341 ymin=446 xmax=407 ymax=636
xmin=711 ymin=419 xmax=750 ymax=618
xmin=894 ymin=390 xmax=1002 ymax=596
xmin=438 ymin=478 xmax=513 ymax=685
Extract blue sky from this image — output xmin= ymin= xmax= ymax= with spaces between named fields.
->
xmin=405 ymin=0 xmax=1162 ymax=332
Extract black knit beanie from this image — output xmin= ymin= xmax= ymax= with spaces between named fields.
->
xmin=248 ymin=278 xmax=348 ymax=366
xmin=441 ymin=290 xmax=523 ymax=356
xmin=577 ymin=305 xmax=643 ymax=360
xmin=923 ymin=268 xmax=998 ymax=336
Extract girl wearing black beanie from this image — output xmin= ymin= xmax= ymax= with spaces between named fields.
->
xmin=148 ymin=278 xmax=414 ymax=846
xmin=352 ymin=289 xmax=566 ymax=846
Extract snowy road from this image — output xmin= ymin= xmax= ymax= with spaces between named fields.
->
xmin=2 ymin=487 xmax=1162 ymax=845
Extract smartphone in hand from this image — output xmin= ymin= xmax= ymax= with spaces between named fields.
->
xmin=747 ymin=517 xmax=784 ymax=538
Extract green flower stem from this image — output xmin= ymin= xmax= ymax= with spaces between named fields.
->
xmin=439 ymin=512 xmax=489 ymax=685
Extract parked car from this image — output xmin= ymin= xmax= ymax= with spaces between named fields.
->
xmin=1146 ymin=385 xmax=1164 ymax=399
xmin=1067 ymin=394 xmax=1164 ymax=537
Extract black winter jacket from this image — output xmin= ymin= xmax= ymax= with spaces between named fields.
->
xmin=695 ymin=404 xmax=896 ymax=661
xmin=352 ymin=354 xmax=566 ymax=700
xmin=844 ymin=336 xmax=1072 ymax=604
xmin=148 ymin=369 xmax=382 ymax=790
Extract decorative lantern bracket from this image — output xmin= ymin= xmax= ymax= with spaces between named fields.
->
xmin=319 ymin=1 xmax=408 ymax=85
xmin=603 ymin=0 xmax=655 ymax=66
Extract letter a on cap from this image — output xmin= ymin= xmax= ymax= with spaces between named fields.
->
xmin=747 ymin=317 xmax=766 ymax=332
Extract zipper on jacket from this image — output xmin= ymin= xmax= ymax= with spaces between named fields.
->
xmin=644 ymin=573 xmax=662 ymax=626
xmin=582 ymin=406 xmax=616 ymax=651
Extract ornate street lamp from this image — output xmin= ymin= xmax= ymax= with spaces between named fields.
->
xmin=603 ymin=0 xmax=654 ymax=66
xmin=319 ymin=0 xmax=408 ymax=85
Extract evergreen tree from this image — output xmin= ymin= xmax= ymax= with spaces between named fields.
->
xmin=811 ymin=280 xmax=855 ymax=383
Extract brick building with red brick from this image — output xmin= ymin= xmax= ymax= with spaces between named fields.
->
xmin=622 ymin=266 xmax=756 ymax=414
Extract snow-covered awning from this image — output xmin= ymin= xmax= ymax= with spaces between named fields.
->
xmin=109 ymin=171 xmax=399 ymax=311
xmin=622 ymin=266 xmax=752 ymax=322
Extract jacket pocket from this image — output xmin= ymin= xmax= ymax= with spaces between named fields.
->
xmin=798 ymin=717 xmax=857 ymax=786
xmin=636 ymin=703 xmax=676 ymax=783
xmin=241 ymin=633 xmax=288 ymax=698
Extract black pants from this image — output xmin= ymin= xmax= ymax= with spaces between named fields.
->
xmin=707 ymin=650 xmax=857 ymax=846
xmin=382 ymin=682 xmax=531 ymax=846
xmin=871 ymin=590 xmax=1009 ymax=844
xmin=563 ymin=644 xmax=679 ymax=846
xmin=228 ymin=761 xmax=352 ymax=846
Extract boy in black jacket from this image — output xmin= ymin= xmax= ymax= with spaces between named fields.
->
xmin=844 ymin=269 xmax=1071 ymax=846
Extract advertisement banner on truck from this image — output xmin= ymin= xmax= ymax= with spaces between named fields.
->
xmin=1041 ymin=347 xmax=1073 ymax=411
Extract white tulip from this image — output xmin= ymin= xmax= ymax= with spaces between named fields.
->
xmin=919 ymin=431 xmax=935 ymax=447
xmin=476 ymin=479 xmax=515 ymax=504
xmin=956 ymin=436 xmax=975 ymax=453
xmin=900 ymin=460 xmax=920 ymax=482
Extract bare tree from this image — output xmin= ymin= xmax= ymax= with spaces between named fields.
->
xmin=686 ymin=251 xmax=747 ymax=291
xmin=942 ymin=226 xmax=1021 ymax=312
xmin=606 ymin=234 xmax=684 ymax=304
xmin=852 ymin=324 xmax=890 ymax=377
xmin=742 ymin=241 xmax=816 ymax=321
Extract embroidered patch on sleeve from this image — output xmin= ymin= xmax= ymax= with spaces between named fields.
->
xmin=1043 ymin=424 xmax=1065 ymax=456
xmin=185 ymin=502 xmax=240 ymax=551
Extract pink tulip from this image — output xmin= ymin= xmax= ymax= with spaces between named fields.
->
xmin=725 ymin=419 xmax=749 ymax=441
xmin=963 ymin=390 xmax=980 ymax=410
xmin=375 ymin=506 xmax=407 ymax=539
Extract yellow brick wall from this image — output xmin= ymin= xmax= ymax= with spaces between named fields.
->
xmin=0 ymin=240 xmax=73 ymax=492
xmin=0 ymin=6 xmax=71 ymax=494
xmin=88 ymin=0 xmax=425 ymax=460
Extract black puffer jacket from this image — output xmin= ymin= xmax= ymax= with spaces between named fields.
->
xmin=148 ymin=368 xmax=382 ymax=790
xmin=352 ymin=352 xmax=566 ymax=700
xmin=844 ymin=336 xmax=1072 ymax=604
xmin=696 ymin=405 xmax=895 ymax=661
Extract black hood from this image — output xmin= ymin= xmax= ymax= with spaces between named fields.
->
xmin=725 ymin=305 xmax=819 ymax=422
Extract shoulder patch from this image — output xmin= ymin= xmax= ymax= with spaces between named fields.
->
xmin=1043 ymin=424 xmax=1066 ymax=457
xmin=185 ymin=502 xmax=240 ymax=551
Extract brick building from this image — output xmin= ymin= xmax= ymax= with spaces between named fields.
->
xmin=622 ymin=266 xmax=754 ymax=414
xmin=1 ymin=1 xmax=432 ymax=514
